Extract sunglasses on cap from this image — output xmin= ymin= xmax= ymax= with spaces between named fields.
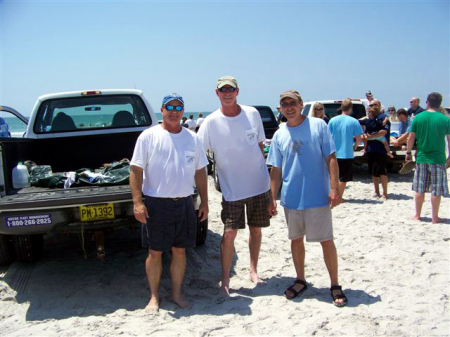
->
xmin=218 ymin=86 xmax=237 ymax=93
xmin=165 ymin=105 xmax=183 ymax=111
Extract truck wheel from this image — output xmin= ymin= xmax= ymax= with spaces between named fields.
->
xmin=13 ymin=234 xmax=44 ymax=263
xmin=195 ymin=212 xmax=208 ymax=246
xmin=0 ymin=234 xmax=15 ymax=265
xmin=213 ymin=159 xmax=221 ymax=192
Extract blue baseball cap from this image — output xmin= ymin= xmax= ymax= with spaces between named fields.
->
xmin=162 ymin=93 xmax=184 ymax=107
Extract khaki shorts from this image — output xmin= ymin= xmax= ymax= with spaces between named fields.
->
xmin=283 ymin=206 xmax=333 ymax=242
xmin=221 ymin=191 xmax=270 ymax=230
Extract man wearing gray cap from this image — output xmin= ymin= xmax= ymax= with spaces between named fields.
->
xmin=267 ymin=90 xmax=348 ymax=307
xmin=198 ymin=76 xmax=270 ymax=295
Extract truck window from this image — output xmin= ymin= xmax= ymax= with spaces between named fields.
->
xmin=33 ymin=94 xmax=152 ymax=134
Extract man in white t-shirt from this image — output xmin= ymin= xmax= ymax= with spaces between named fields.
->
xmin=196 ymin=113 xmax=205 ymax=130
xmin=198 ymin=76 xmax=270 ymax=295
xmin=185 ymin=114 xmax=197 ymax=131
xmin=130 ymin=93 xmax=208 ymax=312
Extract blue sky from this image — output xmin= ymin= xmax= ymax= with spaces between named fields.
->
xmin=1 ymin=0 xmax=449 ymax=116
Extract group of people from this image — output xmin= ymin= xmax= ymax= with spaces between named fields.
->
xmin=129 ymin=75 xmax=450 ymax=313
xmin=180 ymin=113 xmax=205 ymax=132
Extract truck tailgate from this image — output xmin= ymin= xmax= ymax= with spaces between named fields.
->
xmin=0 ymin=185 xmax=131 ymax=211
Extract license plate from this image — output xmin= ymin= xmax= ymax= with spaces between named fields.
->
xmin=80 ymin=203 xmax=115 ymax=222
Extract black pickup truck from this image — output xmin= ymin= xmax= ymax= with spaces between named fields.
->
xmin=0 ymin=90 xmax=208 ymax=265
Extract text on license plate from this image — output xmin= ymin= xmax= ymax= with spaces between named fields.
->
xmin=80 ymin=203 xmax=115 ymax=222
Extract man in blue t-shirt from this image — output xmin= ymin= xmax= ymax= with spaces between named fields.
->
xmin=365 ymin=100 xmax=390 ymax=200
xmin=328 ymin=99 xmax=363 ymax=199
xmin=267 ymin=90 xmax=348 ymax=307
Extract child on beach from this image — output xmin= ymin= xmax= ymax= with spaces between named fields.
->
xmin=359 ymin=112 xmax=394 ymax=158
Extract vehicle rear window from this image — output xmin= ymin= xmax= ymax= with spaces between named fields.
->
xmin=34 ymin=94 xmax=152 ymax=134
xmin=255 ymin=106 xmax=276 ymax=123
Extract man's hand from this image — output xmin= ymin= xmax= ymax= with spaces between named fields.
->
xmin=198 ymin=201 xmax=209 ymax=222
xmin=133 ymin=202 xmax=149 ymax=224
xmin=268 ymin=199 xmax=278 ymax=217
xmin=329 ymin=187 xmax=341 ymax=208
xmin=405 ymin=153 xmax=413 ymax=162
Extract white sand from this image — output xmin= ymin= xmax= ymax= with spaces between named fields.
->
xmin=0 ymin=167 xmax=449 ymax=336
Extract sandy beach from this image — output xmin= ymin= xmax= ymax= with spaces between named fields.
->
xmin=0 ymin=166 xmax=449 ymax=336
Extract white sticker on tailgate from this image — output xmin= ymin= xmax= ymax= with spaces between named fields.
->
xmin=6 ymin=214 xmax=52 ymax=227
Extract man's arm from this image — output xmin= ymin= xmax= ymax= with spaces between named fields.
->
xmin=268 ymin=166 xmax=282 ymax=216
xmin=325 ymin=153 xmax=341 ymax=208
xmin=391 ymin=132 xmax=409 ymax=147
xmin=405 ymin=132 xmax=416 ymax=162
xmin=446 ymin=135 xmax=450 ymax=168
xmin=367 ymin=129 xmax=388 ymax=140
xmin=258 ymin=141 xmax=265 ymax=156
xmin=130 ymin=165 xmax=148 ymax=223
xmin=354 ymin=134 xmax=363 ymax=150
xmin=194 ymin=168 xmax=209 ymax=221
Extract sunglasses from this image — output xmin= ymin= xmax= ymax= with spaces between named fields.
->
xmin=315 ymin=108 xmax=324 ymax=111
xmin=280 ymin=101 xmax=298 ymax=108
xmin=218 ymin=87 xmax=237 ymax=93
xmin=388 ymin=109 xmax=395 ymax=111
xmin=165 ymin=105 xmax=183 ymax=111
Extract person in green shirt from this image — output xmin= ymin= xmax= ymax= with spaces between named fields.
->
xmin=406 ymin=92 xmax=450 ymax=224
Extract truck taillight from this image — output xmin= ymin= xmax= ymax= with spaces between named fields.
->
xmin=81 ymin=91 xmax=102 ymax=95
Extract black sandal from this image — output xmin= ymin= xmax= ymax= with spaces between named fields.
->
xmin=284 ymin=279 xmax=307 ymax=300
xmin=330 ymin=285 xmax=348 ymax=307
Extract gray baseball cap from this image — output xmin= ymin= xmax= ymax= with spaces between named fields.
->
xmin=217 ymin=76 xmax=238 ymax=89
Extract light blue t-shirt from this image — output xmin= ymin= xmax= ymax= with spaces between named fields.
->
xmin=328 ymin=115 xmax=363 ymax=159
xmin=267 ymin=117 xmax=336 ymax=210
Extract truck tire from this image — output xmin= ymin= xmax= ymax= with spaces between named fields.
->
xmin=213 ymin=159 xmax=221 ymax=192
xmin=387 ymin=162 xmax=402 ymax=173
xmin=195 ymin=212 xmax=208 ymax=246
xmin=207 ymin=158 xmax=213 ymax=175
xmin=12 ymin=234 xmax=44 ymax=263
xmin=0 ymin=234 xmax=15 ymax=265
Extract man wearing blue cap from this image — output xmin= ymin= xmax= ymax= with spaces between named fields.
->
xmin=130 ymin=93 xmax=209 ymax=312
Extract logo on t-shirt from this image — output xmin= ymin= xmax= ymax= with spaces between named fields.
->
xmin=291 ymin=140 xmax=304 ymax=155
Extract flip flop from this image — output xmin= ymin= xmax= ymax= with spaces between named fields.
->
xmin=399 ymin=160 xmax=415 ymax=174
xmin=330 ymin=285 xmax=348 ymax=307
xmin=284 ymin=279 xmax=307 ymax=300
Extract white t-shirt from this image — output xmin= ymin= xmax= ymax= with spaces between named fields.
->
xmin=131 ymin=125 xmax=208 ymax=198
xmin=198 ymin=105 xmax=270 ymax=201
xmin=196 ymin=117 xmax=205 ymax=128
xmin=186 ymin=119 xmax=197 ymax=131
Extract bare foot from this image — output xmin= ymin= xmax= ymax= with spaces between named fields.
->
xmin=172 ymin=295 xmax=192 ymax=309
xmin=250 ymin=270 xmax=263 ymax=284
xmin=144 ymin=297 xmax=160 ymax=313
xmin=411 ymin=215 xmax=421 ymax=221
xmin=432 ymin=217 xmax=444 ymax=224
xmin=381 ymin=194 xmax=388 ymax=201
xmin=372 ymin=192 xmax=381 ymax=198
xmin=220 ymin=279 xmax=230 ymax=297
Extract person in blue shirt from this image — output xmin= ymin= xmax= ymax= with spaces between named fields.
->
xmin=391 ymin=108 xmax=411 ymax=147
xmin=0 ymin=117 xmax=10 ymax=137
xmin=267 ymin=90 xmax=348 ymax=307
xmin=328 ymin=99 xmax=363 ymax=200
